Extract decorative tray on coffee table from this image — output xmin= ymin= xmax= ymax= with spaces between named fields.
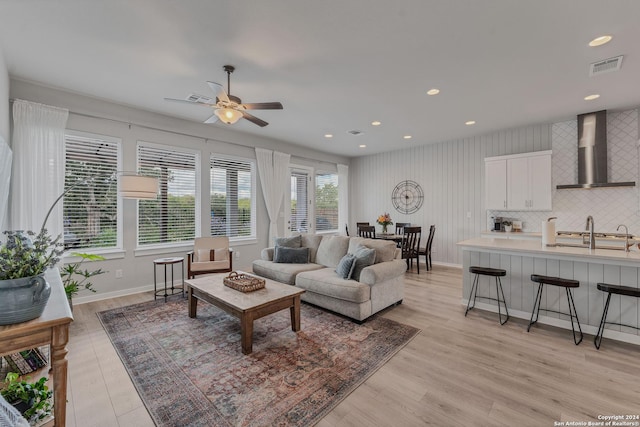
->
xmin=223 ymin=271 xmax=266 ymax=293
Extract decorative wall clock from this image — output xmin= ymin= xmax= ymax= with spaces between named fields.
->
xmin=392 ymin=180 xmax=424 ymax=214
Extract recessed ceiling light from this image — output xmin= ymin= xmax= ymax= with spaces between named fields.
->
xmin=359 ymin=144 xmax=366 ymax=148
xmin=465 ymin=120 xmax=476 ymax=125
xmin=324 ymin=134 xmax=333 ymax=138
xmin=371 ymin=121 xmax=381 ymax=126
xmin=403 ymin=135 xmax=412 ymax=140
xmin=584 ymin=94 xmax=600 ymax=101
xmin=589 ymin=35 xmax=612 ymax=47
xmin=427 ymin=88 xmax=440 ymax=96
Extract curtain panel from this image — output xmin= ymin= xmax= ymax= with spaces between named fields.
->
xmin=337 ymin=164 xmax=349 ymax=235
xmin=255 ymin=148 xmax=290 ymax=244
xmin=0 ymin=136 xmax=11 ymax=231
xmin=10 ymin=99 xmax=69 ymax=237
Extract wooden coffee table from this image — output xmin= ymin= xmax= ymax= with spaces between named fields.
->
xmin=185 ymin=272 xmax=305 ymax=354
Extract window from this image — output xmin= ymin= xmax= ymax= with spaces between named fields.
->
xmin=315 ymin=172 xmax=339 ymax=232
xmin=63 ymin=131 xmax=121 ymax=251
xmin=210 ymin=155 xmax=256 ymax=240
xmin=137 ymin=142 xmax=199 ymax=246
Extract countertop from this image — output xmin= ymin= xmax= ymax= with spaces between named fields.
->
xmin=458 ymin=237 xmax=640 ymax=264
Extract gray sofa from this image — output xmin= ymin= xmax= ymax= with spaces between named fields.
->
xmin=252 ymin=234 xmax=407 ymax=321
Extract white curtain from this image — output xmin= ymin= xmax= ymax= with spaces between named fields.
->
xmin=0 ymin=136 xmax=11 ymax=232
xmin=256 ymin=148 xmax=290 ymax=244
xmin=337 ymin=164 xmax=349 ymax=235
xmin=10 ymin=100 xmax=69 ymax=238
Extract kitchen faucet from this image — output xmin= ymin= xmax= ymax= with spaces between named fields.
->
xmin=585 ymin=216 xmax=596 ymax=249
xmin=617 ymin=224 xmax=630 ymax=252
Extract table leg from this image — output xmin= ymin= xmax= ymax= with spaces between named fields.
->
xmin=290 ymin=296 xmax=301 ymax=332
xmin=51 ymin=324 xmax=70 ymax=427
xmin=153 ymin=263 xmax=157 ymax=300
xmin=241 ymin=313 xmax=254 ymax=355
xmin=181 ymin=260 xmax=185 ymax=298
xmin=188 ymin=286 xmax=197 ymax=318
xmin=163 ymin=264 xmax=168 ymax=302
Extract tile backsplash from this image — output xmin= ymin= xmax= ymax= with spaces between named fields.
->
xmin=489 ymin=109 xmax=640 ymax=234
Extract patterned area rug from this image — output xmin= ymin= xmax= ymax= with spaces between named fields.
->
xmin=98 ymin=298 xmax=419 ymax=427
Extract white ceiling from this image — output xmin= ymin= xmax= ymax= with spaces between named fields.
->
xmin=1 ymin=1 xmax=639 ymax=158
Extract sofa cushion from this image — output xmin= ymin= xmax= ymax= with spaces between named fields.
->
xmin=296 ymin=268 xmax=371 ymax=303
xmin=351 ymin=245 xmax=376 ymax=281
xmin=214 ymin=248 xmax=229 ymax=261
xmin=300 ymin=234 xmax=324 ymax=263
xmin=252 ymin=260 xmax=324 ymax=285
xmin=315 ymin=236 xmax=350 ymax=268
xmin=274 ymin=246 xmax=309 ymax=264
xmin=190 ymin=260 xmax=230 ymax=271
xmin=335 ymin=254 xmax=356 ymax=279
xmin=196 ymin=249 xmax=211 ymax=262
xmin=275 ymin=235 xmax=301 ymax=248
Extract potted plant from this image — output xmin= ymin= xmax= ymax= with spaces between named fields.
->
xmin=59 ymin=252 xmax=106 ymax=308
xmin=502 ymin=220 xmax=513 ymax=232
xmin=0 ymin=230 xmax=65 ymax=325
xmin=1 ymin=372 xmax=53 ymax=425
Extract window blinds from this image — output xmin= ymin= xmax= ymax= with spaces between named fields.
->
xmin=210 ymin=156 xmax=254 ymax=238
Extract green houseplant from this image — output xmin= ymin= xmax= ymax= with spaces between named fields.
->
xmin=59 ymin=252 xmax=106 ymax=304
xmin=1 ymin=372 xmax=53 ymax=424
xmin=0 ymin=230 xmax=65 ymax=325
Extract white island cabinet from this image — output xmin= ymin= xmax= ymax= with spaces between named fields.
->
xmin=458 ymin=237 xmax=640 ymax=346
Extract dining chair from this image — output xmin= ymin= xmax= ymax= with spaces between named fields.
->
xmin=419 ymin=225 xmax=436 ymax=271
xmin=395 ymin=222 xmax=411 ymax=235
xmin=356 ymin=222 xmax=369 ymax=230
xmin=358 ymin=225 xmax=376 ymax=239
xmin=401 ymin=226 xmax=421 ymax=273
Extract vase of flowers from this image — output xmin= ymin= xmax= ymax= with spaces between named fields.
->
xmin=0 ymin=229 xmax=64 ymax=325
xmin=376 ymin=213 xmax=394 ymax=234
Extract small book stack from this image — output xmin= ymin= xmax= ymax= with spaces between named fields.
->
xmin=2 ymin=349 xmax=48 ymax=375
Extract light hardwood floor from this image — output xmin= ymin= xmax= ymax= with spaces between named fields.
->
xmin=65 ymin=265 xmax=640 ymax=426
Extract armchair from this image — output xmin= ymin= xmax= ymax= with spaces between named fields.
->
xmin=186 ymin=236 xmax=233 ymax=279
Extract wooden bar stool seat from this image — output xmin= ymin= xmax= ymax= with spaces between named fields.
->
xmin=528 ymin=274 xmax=582 ymax=345
xmin=465 ymin=266 xmax=509 ymax=325
xmin=594 ymin=283 xmax=640 ymax=349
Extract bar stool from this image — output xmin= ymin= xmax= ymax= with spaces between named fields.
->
xmin=528 ymin=274 xmax=582 ymax=345
xmin=465 ymin=266 xmax=509 ymax=325
xmin=594 ymin=283 xmax=640 ymax=349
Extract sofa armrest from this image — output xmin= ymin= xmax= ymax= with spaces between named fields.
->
xmin=261 ymin=247 xmax=275 ymax=261
xmin=359 ymin=259 xmax=407 ymax=286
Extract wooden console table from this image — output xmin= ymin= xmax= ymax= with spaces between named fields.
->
xmin=0 ymin=269 xmax=73 ymax=426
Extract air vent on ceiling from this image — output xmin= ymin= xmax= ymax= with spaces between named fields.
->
xmin=187 ymin=93 xmax=214 ymax=104
xmin=347 ymin=130 xmax=364 ymax=136
xmin=589 ymin=55 xmax=624 ymax=77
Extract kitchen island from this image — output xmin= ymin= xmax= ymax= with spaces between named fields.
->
xmin=457 ymin=237 xmax=640 ymax=345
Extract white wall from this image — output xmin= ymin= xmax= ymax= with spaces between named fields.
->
xmin=9 ymin=79 xmax=349 ymax=303
xmin=350 ymin=124 xmax=553 ymax=266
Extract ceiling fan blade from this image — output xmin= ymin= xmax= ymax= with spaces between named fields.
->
xmin=164 ymin=97 xmax=215 ymax=107
xmin=206 ymin=81 xmax=230 ymax=103
xmin=241 ymin=102 xmax=283 ymax=110
xmin=204 ymin=114 xmax=219 ymax=124
xmin=241 ymin=111 xmax=269 ymax=127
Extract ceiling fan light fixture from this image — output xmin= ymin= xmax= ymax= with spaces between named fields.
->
xmin=215 ymin=107 xmax=243 ymax=124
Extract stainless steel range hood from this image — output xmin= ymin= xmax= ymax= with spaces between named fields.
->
xmin=557 ymin=110 xmax=636 ymax=189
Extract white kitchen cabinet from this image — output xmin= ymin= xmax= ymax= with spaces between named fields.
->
xmin=485 ymin=150 xmax=552 ymax=211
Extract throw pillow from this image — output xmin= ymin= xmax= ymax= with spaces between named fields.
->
xmin=196 ymin=249 xmax=210 ymax=262
xmin=335 ymin=253 xmax=357 ymax=279
xmin=273 ymin=246 xmax=309 ymax=264
xmin=274 ymin=235 xmax=302 ymax=248
xmin=214 ymin=248 xmax=228 ymax=261
xmin=351 ymin=245 xmax=376 ymax=281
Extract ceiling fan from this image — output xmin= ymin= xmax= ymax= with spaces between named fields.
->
xmin=164 ymin=65 xmax=283 ymax=127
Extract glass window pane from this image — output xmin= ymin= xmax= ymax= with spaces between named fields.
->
xmin=315 ymin=172 xmax=338 ymax=231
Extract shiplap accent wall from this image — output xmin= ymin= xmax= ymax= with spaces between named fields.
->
xmin=350 ymin=124 xmax=551 ymax=266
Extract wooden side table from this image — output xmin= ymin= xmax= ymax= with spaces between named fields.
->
xmin=153 ymin=257 xmax=185 ymax=302
xmin=0 ymin=269 xmax=73 ymax=427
